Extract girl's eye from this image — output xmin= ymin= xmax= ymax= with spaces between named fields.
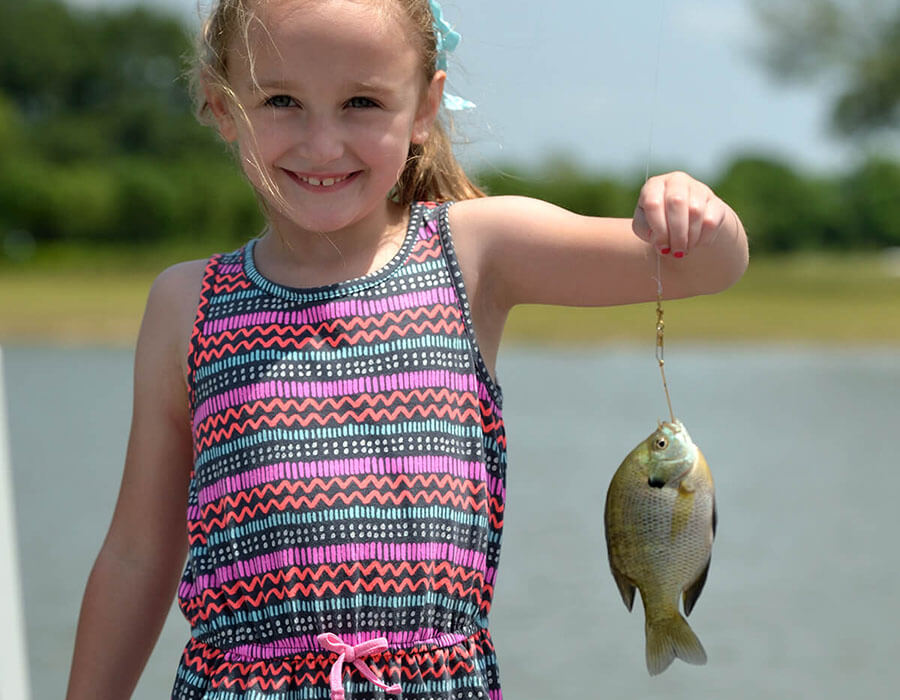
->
xmin=346 ymin=96 xmax=377 ymax=109
xmin=265 ymin=95 xmax=297 ymax=108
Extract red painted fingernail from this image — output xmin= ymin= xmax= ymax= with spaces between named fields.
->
xmin=673 ymin=251 xmax=685 ymax=259
xmin=660 ymin=247 xmax=671 ymax=255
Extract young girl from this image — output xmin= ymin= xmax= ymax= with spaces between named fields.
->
xmin=66 ymin=0 xmax=748 ymax=698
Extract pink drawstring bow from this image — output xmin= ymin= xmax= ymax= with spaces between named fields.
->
xmin=316 ymin=633 xmax=402 ymax=700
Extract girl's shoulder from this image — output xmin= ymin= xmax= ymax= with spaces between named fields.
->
xmin=142 ymin=258 xmax=211 ymax=382
xmin=150 ymin=258 xmax=209 ymax=320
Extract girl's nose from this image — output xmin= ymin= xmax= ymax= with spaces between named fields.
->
xmin=298 ymin=115 xmax=344 ymax=164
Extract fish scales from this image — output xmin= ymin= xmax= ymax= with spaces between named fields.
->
xmin=604 ymin=420 xmax=716 ymax=675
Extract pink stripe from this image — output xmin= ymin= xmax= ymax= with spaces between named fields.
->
xmin=197 ymin=456 xmax=488 ymax=507
xmin=202 ymin=287 xmax=457 ymax=335
xmin=202 ymin=542 xmax=487 ymax=588
xmin=193 ymin=371 xmax=478 ymax=426
xmin=421 ymin=219 xmax=438 ymax=239
xmin=486 ymin=475 xmax=506 ymax=502
xmin=217 ymin=263 xmax=243 ymax=274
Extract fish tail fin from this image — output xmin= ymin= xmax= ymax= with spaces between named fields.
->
xmin=645 ymin=612 xmax=707 ymax=675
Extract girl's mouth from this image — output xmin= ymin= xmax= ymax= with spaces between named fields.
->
xmin=284 ymin=170 xmax=360 ymax=191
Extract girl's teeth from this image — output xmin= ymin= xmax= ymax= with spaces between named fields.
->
xmin=303 ymin=175 xmax=346 ymax=187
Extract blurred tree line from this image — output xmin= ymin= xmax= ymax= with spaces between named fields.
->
xmin=1 ymin=0 xmax=899 ymax=258
xmin=0 ymin=0 xmax=262 ymax=250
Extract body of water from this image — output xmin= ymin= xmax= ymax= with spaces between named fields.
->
xmin=2 ymin=344 xmax=898 ymax=699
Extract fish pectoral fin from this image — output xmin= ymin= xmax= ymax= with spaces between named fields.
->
xmin=683 ymin=556 xmax=712 ymax=617
xmin=610 ymin=564 xmax=636 ymax=611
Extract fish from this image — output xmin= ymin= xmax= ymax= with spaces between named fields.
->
xmin=603 ymin=419 xmax=716 ymax=675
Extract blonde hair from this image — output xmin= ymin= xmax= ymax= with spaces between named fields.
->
xmin=191 ymin=0 xmax=484 ymax=207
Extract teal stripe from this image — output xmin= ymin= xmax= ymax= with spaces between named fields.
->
xmin=203 ymin=505 xmax=489 ymax=548
xmin=205 ymin=288 xmax=260 ymax=303
xmin=195 ymin=421 xmax=482 ymax=469
xmin=181 ymin=670 xmax=497 ymax=700
xmin=482 ymin=437 xmax=506 ymax=456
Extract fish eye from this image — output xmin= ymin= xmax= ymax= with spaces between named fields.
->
xmin=654 ymin=437 xmax=668 ymax=450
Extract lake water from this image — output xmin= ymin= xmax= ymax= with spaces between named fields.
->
xmin=2 ymin=344 xmax=898 ymax=699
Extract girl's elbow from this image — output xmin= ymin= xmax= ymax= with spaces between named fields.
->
xmin=684 ymin=245 xmax=749 ymax=297
xmin=717 ymin=247 xmax=750 ymax=293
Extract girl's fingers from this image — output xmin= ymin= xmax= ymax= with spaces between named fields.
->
xmin=686 ymin=186 xmax=710 ymax=251
xmin=637 ymin=178 xmax=669 ymax=250
xmin=664 ymin=176 xmax=689 ymax=255
xmin=699 ymin=198 xmax=728 ymax=245
xmin=632 ymin=205 xmax=652 ymax=242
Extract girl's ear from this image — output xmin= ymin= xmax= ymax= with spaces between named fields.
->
xmin=205 ymin=86 xmax=239 ymax=143
xmin=411 ymin=70 xmax=446 ymax=145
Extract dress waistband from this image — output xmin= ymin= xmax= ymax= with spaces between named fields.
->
xmin=192 ymin=627 xmax=479 ymax=662
xmin=183 ymin=628 xmax=493 ymax=700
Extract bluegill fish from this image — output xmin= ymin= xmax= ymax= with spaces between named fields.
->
xmin=604 ymin=420 xmax=716 ymax=675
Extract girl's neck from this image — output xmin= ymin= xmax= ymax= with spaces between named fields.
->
xmin=253 ymin=200 xmax=410 ymax=289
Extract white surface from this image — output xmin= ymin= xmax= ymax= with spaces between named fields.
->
xmin=0 ymin=347 xmax=32 ymax=700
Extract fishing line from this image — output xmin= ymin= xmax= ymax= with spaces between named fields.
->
xmin=644 ymin=0 xmax=676 ymax=424
xmin=654 ymin=255 xmax=675 ymax=423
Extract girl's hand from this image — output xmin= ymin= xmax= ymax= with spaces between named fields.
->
xmin=632 ymin=171 xmax=732 ymax=258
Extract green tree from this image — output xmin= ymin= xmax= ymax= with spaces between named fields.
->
xmin=843 ymin=158 xmax=900 ymax=248
xmin=714 ymin=156 xmax=849 ymax=252
xmin=753 ymin=0 xmax=900 ymax=137
xmin=0 ymin=0 xmax=219 ymax=161
xmin=478 ymin=157 xmax=637 ymax=219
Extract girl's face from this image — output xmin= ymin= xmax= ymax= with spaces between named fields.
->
xmin=209 ymin=0 xmax=443 ymax=237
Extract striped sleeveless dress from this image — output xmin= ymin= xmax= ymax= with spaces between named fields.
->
xmin=172 ymin=202 xmax=507 ymax=700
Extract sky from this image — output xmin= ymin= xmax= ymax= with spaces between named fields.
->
xmin=68 ymin=0 xmax=869 ymax=179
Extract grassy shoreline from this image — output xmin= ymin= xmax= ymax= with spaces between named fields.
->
xmin=1 ymin=251 xmax=898 ymax=348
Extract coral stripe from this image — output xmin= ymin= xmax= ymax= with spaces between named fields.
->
xmin=198 ymin=463 xmax=489 ymax=507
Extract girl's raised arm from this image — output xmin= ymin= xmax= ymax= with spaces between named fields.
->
xmin=451 ymin=171 xmax=748 ymax=313
xmin=66 ymin=261 xmax=204 ymax=700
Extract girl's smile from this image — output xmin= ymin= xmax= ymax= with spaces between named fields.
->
xmin=282 ymin=170 xmax=360 ymax=192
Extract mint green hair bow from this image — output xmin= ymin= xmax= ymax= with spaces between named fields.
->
xmin=428 ymin=0 xmax=475 ymax=111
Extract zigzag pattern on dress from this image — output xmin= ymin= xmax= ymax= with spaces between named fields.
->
xmin=173 ymin=202 xmax=506 ymax=699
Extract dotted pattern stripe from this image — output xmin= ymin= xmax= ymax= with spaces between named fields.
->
xmin=173 ymin=203 xmax=506 ymax=699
